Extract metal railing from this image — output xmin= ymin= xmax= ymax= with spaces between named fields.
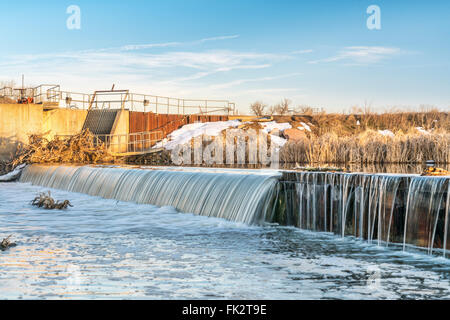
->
xmin=99 ymin=130 xmax=165 ymax=154
xmin=56 ymin=130 xmax=164 ymax=155
xmin=126 ymin=92 xmax=235 ymax=115
xmin=0 ymin=86 xmax=35 ymax=102
xmin=33 ymin=84 xmax=61 ymax=103
xmin=1 ymin=84 xmax=236 ymax=115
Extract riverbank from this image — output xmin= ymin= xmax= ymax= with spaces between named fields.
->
xmin=1 ymin=106 xmax=449 ymax=169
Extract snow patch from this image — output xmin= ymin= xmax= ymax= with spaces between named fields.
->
xmin=0 ymin=164 xmax=27 ymax=182
xmin=260 ymin=121 xmax=292 ymax=134
xmin=415 ymin=127 xmax=431 ymax=135
xmin=297 ymin=122 xmax=312 ymax=132
xmin=378 ymin=130 xmax=395 ymax=137
xmin=155 ymin=120 xmax=291 ymax=151
xmin=270 ymin=134 xmax=288 ymax=147
xmin=155 ymin=120 xmax=241 ymax=150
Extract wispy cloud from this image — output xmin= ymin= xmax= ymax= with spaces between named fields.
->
xmin=244 ymin=88 xmax=301 ymax=94
xmin=163 ymin=64 xmax=273 ymax=84
xmin=292 ymin=49 xmax=314 ymax=54
xmin=0 ymin=49 xmax=280 ymax=79
xmin=0 ymin=34 xmax=290 ymax=102
xmin=209 ymin=73 xmax=303 ymax=90
xmin=121 ymin=35 xmax=240 ymax=51
xmin=309 ymin=46 xmax=401 ymax=65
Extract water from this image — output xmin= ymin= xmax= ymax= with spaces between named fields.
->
xmin=20 ymin=165 xmax=279 ymax=225
xmin=278 ymin=172 xmax=450 ymax=256
xmin=1 ymin=182 xmax=449 ymax=299
xmin=166 ymin=163 xmax=450 ymax=174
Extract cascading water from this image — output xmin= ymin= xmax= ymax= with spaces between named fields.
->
xmin=277 ymin=172 xmax=450 ymax=256
xmin=19 ymin=165 xmax=450 ymax=257
xmin=403 ymin=176 xmax=449 ymax=254
xmin=20 ymin=165 xmax=279 ymax=225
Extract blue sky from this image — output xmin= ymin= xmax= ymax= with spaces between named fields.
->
xmin=0 ymin=0 xmax=449 ymax=113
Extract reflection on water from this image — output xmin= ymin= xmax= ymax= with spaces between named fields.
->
xmin=338 ymin=163 xmax=449 ymax=174
xmin=137 ymin=163 xmax=450 ymax=174
xmin=1 ymin=182 xmax=449 ymax=299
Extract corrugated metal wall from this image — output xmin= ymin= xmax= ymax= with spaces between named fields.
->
xmin=129 ymin=112 xmax=229 ymax=137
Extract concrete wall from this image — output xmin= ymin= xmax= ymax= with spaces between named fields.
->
xmin=0 ymin=104 xmax=43 ymax=161
xmin=0 ymin=104 xmax=87 ymax=161
xmin=109 ymin=109 xmax=129 ymax=153
xmin=43 ymin=108 xmax=88 ymax=139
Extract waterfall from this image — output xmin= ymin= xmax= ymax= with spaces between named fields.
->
xmin=20 ymin=165 xmax=279 ymax=225
xmin=277 ymin=172 xmax=449 ymax=256
xmin=19 ymin=165 xmax=450 ymax=256
xmin=404 ymin=177 xmax=449 ymax=255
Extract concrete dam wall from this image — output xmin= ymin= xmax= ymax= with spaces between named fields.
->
xmin=0 ymin=104 xmax=87 ymax=161
xmin=0 ymin=104 xmax=230 ymax=160
xmin=20 ymin=165 xmax=450 ymax=257
xmin=276 ymin=171 xmax=450 ymax=255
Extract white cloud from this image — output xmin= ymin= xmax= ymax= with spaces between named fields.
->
xmin=0 ymin=49 xmax=281 ymax=84
xmin=292 ymin=49 xmax=314 ymax=54
xmin=209 ymin=73 xmax=303 ymax=90
xmin=244 ymin=88 xmax=300 ymax=94
xmin=309 ymin=46 xmax=401 ymax=65
xmin=120 ymin=34 xmax=240 ymax=51
xmin=0 ymin=35 xmax=293 ymax=111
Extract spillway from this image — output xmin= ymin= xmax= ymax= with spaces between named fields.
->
xmin=277 ymin=171 xmax=450 ymax=256
xmin=20 ymin=165 xmax=279 ymax=225
xmin=19 ymin=165 xmax=450 ymax=257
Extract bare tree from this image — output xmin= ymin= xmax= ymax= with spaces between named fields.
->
xmin=350 ymin=105 xmax=363 ymax=115
xmin=361 ymin=100 xmax=374 ymax=128
xmin=296 ymin=105 xmax=315 ymax=115
xmin=250 ymin=101 xmax=266 ymax=116
xmin=362 ymin=99 xmax=372 ymax=115
xmin=276 ymin=98 xmax=291 ymax=115
xmin=267 ymin=105 xmax=278 ymax=115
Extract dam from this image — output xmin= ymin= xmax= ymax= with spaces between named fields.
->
xmin=2 ymin=85 xmax=450 ymax=299
xmin=0 ymin=84 xmax=235 ymax=161
xmin=19 ymin=165 xmax=450 ymax=257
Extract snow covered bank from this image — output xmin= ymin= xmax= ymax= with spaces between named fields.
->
xmin=0 ymin=164 xmax=27 ymax=182
xmin=155 ymin=120 xmax=292 ymax=150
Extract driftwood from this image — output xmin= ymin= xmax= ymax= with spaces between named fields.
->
xmin=8 ymin=129 xmax=112 ymax=169
xmin=1 ymin=235 xmax=16 ymax=251
xmin=1 ymin=129 xmax=114 ymax=180
xmin=31 ymin=191 xmax=73 ymax=210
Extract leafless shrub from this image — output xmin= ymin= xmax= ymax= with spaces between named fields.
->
xmin=276 ymin=98 xmax=291 ymax=115
xmin=267 ymin=105 xmax=278 ymax=115
xmin=250 ymin=101 xmax=266 ymax=116
xmin=296 ymin=105 xmax=315 ymax=115
xmin=280 ymin=130 xmax=450 ymax=164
